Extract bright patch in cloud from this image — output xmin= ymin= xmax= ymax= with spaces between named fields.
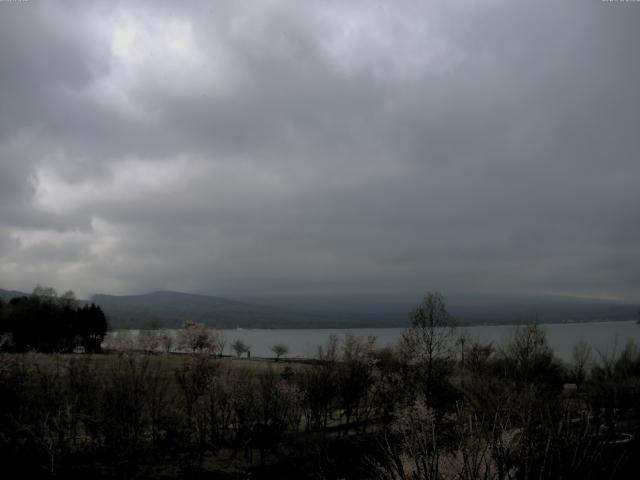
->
xmin=33 ymin=157 xmax=202 ymax=214
xmin=83 ymin=9 xmax=237 ymax=121
xmin=315 ymin=4 xmax=466 ymax=80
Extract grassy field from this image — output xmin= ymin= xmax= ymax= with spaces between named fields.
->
xmin=6 ymin=351 xmax=310 ymax=390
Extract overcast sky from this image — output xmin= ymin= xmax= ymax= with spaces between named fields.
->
xmin=0 ymin=0 xmax=639 ymax=302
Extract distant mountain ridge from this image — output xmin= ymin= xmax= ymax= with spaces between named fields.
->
xmin=91 ymin=290 xmax=382 ymax=329
xmin=91 ymin=290 xmax=638 ymax=329
xmin=0 ymin=288 xmax=28 ymax=301
xmin=2 ymin=288 xmax=637 ymax=329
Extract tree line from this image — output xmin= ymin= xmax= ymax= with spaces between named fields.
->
xmin=0 ymin=286 xmax=108 ymax=353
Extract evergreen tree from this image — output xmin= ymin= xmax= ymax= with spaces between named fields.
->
xmin=0 ymin=288 xmax=108 ymax=353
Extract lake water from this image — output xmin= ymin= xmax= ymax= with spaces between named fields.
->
xmin=110 ymin=321 xmax=640 ymax=362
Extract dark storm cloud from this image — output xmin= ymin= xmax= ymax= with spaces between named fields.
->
xmin=0 ymin=0 xmax=638 ymax=301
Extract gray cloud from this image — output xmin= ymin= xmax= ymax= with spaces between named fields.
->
xmin=0 ymin=0 xmax=638 ymax=303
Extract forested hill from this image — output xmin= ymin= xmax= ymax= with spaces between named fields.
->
xmin=0 ymin=289 xmax=28 ymax=302
xmin=92 ymin=291 xmax=638 ymax=330
xmin=91 ymin=291 xmax=390 ymax=329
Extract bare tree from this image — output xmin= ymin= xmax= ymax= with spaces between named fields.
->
xmin=501 ymin=322 xmax=557 ymax=387
xmin=300 ymin=335 xmax=340 ymax=430
xmin=337 ymin=334 xmax=377 ymax=431
xmin=571 ymin=340 xmax=592 ymax=390
xmin=270 ymin=343 xmax=289 ymax=361
xmin=465 ymin=341 xmax=494 ymax=376
xmin=401 ymin=292 xmax=456 ymax=400
xmin=457 ymin=333 xmax=468 ymax=369
xmin=254 ymin=368 xmax=303 ymax=464
xmin=231 ymin=339 xmax=250 ymax=358
xmin=215 ymin=332 xmax=227 ymax=357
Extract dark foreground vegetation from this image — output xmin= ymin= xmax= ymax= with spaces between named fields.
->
xmin=2 ymin=292 xmax=640 ymax=479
